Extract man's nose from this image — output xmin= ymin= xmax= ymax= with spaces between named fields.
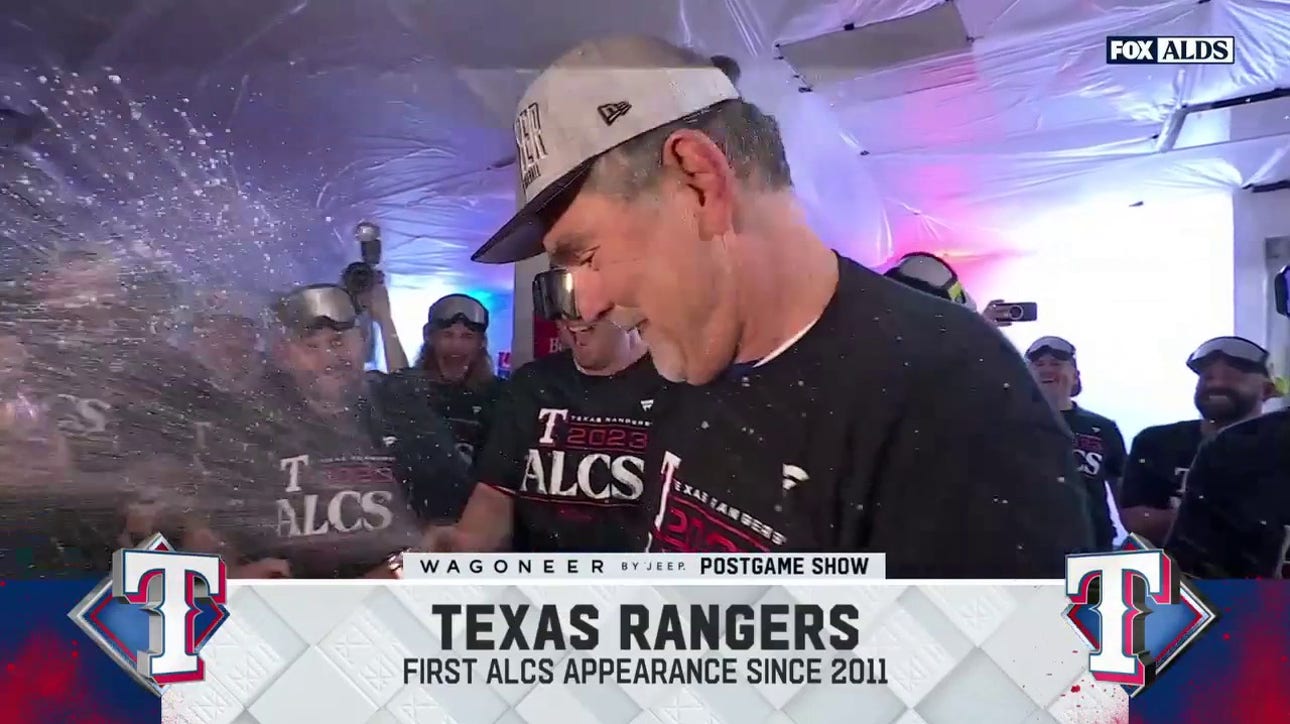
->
xmin=571 ymin=267 xmax=611 ymax=321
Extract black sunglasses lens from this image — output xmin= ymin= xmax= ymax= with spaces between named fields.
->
xmin=533 ymin=270 xmax=577 ymax=321
xmin=1028 ymin=348 xmax=1072 ymax=362
xmin=431 ymin=314 xmax=486 ymax=332
xmin=1194 ymin=353 xmax=1265 ymax=374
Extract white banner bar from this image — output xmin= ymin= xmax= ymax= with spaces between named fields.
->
xmin=401 ymin=552 xmax=886 ymax=584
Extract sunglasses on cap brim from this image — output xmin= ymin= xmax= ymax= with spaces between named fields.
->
xmin=1025 ymin=337 xmax=1076 ymax=361
xmin=275 ymin=285 xmax=358 ymax=332
xmin=533 ymin=268 xmax=578 ymax=321
xmin=1187 ymin=336 xmax=1269 ymax=375
xmin=427 ymin=295 xmax=488 ymax=332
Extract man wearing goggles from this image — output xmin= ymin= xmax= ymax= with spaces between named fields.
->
xmin=1024 ymin=337 xmax=1126 ymax=550
xmin=385 ymin=293 xmax=503 ymax=466
xmin=1120 ymin=336 xmax=1276 ymax=545
xmin=884 ymin=252 xmax=1032 ymax=328
xmin=431 ymin=268 xmax=665 ymax=553
xmin=1165 ymin=337 xmax=1288 ymax=578
xmin=470 ymin=36 xmax=1094 ymax=575
xmin=181 ymin=284 xmax=470 ymax=578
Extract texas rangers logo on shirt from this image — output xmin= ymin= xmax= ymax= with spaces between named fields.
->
xmin=520 ymin=407 xmax=648 ymax=503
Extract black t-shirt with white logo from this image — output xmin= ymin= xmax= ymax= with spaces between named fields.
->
xmin=474 ymin=351 xmax=666 ymax=552
xmin=1060 ymin=405 xmax=1125 ymax=549
xmin=1166 ymin=410 xmax=1290 ymax=578
xmin=198 ymin=374 xmax=470 ymax=578
xmin=382 ymin=371 xmax=503 ymax=467
xmin=641 ymin=255 xmax=1096 ymax=577
xmin=1120 ymin=420 xmax=1205 ymax=509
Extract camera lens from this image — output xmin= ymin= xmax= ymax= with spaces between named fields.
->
xmin=342 ymin=262 xmax=374 ymax=295
xmin=1007 ymin=305 xmax=1024 ymax=321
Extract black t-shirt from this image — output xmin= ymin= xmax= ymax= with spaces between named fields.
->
xmin=382 ymin=370 xmax=503 ymax=467
xmin=1165 ymin=410 xmax=1290 ymax=578
xmin=474 ymin=351 xmax=667 ymax=552
xmin=1120 ymin=420 xmax=1205 ymax=509
xmin=0 ymin=329 xmax=228 ymax=577
xmin=196 ymin=374 xmax=470 ymax=578
xmin=642 ymin=255 xmax=1095 ymax=577
xmin=1061 ymin=405 xmax=1126 ymax=549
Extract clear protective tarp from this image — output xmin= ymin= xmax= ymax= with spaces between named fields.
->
xmin=0 ymin=0 xmax=1285 ymax=291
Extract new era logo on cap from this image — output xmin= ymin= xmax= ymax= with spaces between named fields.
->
xmin=472 ymin=36 xmax=741 ymax=265
xmin=598 ymin=102 xmax=632 ymax=126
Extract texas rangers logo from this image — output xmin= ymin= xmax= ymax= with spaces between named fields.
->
xmin=1063 ymin=535 xmax=1218 ymax=696
xmin=68 ymin=533 xmax=230 ymax=695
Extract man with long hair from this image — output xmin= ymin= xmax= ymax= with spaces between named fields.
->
xmin=385 ymin=294 xmax=504 ymax=466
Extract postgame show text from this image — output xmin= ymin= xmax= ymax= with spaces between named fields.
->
xmin=402 ymin=552 xmax=886 ymax=582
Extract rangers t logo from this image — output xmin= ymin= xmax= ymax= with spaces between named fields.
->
xmin=1063 ymin=535 xmax=1218 ymax=696
xmin=68 ymin=533 xmax=230 ymax=695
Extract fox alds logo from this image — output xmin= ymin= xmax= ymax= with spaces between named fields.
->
xmin=1106 ymin=36 xmax=1234 ymax=65
xmin=521 ymin=408 xmax=647 ymax=502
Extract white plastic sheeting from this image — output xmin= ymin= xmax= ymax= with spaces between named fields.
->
xmin=1 ymin=0 xmax=1288 ymax=293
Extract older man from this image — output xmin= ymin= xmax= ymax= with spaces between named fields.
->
xmin=470 ymin=36 xmax=1094 ymax=576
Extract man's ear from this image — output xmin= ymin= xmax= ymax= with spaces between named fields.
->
xmin=1263 ymin=376 xmax=1282 ymax=401
xmin=661 ymin=129 xmax=736 ymax=236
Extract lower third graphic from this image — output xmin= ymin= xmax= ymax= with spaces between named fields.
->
xmin=1063 ymin=534 xmax=1219 ymax=696
xmin=67 ymin=533 xmax=230 ymax=695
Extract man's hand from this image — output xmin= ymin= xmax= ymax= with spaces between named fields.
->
xmin=416 ymin=525 xmax=508 ymax=553
xmin=982 ymin=299 xmax=1011 ymax=328
xmin=357 ymin=278 xmax=393 ymax=321
xmin=416 ymin=526 xmax=463 ymax=552
xmin=362 ymin=560 xmax=402 ymax=579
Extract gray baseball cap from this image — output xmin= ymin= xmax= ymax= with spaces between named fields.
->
xmin=471 ymin=35 xmax=740 ymax=265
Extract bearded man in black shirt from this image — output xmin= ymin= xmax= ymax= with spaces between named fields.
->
xmin=469 ymin=36 xmax=1094 ymax=576
xmin=435 ymin=296 xmax=667 ymax=552
xmin=1120 ymin=336 xmax=1275 ymax=545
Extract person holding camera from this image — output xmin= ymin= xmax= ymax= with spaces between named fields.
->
xmin=340 ymin=222 xmax=408 ymax=373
